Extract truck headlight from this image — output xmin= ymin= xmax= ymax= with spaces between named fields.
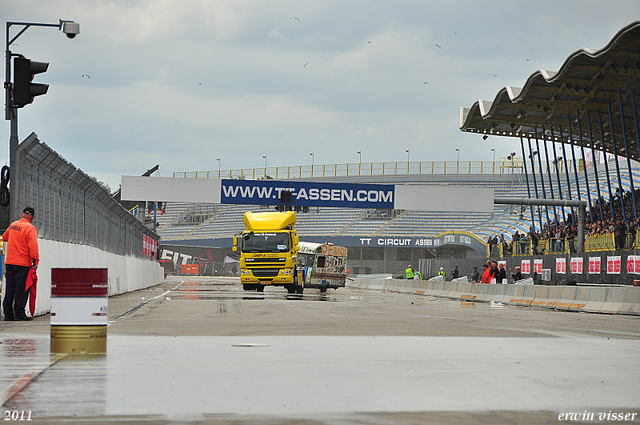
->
xmin=281 ymin=270 xmax=292 ymax=275
xmin=241 ymin=270 xmax=251 ymax=275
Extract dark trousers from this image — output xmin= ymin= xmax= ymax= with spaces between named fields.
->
xmin=3 ymin=264 xmax=30 ymax=319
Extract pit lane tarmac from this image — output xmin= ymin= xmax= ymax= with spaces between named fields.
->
xmin=1 ymin=276 xmax=639 ymax=424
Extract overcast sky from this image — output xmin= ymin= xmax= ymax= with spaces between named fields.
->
xmin=3 ymin=1 xmax=638 ymax=192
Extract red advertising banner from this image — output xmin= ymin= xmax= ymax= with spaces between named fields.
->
xmin=143 ymin=234 xmax=158 ymax=257
xmin=521 ymin=259 xmax=530 ymax=274
xmin=533 ymin=259 xmax=543 ymax=274
xmin=556 ymin=258 xmax=566 ymax=274
xmin=607 ymin=256 xmax=621 ymax=275
xmin=588 ymin=257 xmax=601 ymax=274
xmin=627 ymin=255 xmax=640 ymax=274
xmin=570 ymin=257 xmax=583 ymax=274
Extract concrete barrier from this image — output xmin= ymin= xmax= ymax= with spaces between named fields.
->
xmin=346 ymin=278 xmax=639 ymax=315
xmin=553 ymin=286 xmax=577 ymax=311
xmin=530 ymin=285 xmax=549 ymax=308
xmin=569 ymin=287 xmax=591 ymax=312
xmin=544 ymin=286 xmax=564 ymax=309
xmin=511 ymin=284 xmax=536 ymax=306
xmin=600 ymin=287 xmax=626 ymax=314
xmin=618 ymin=287 xmax=640 ymax=315
xmin=583 ymin=286 xmax=608 ymax=313
xmin=428 ymin=280 xmax=444 ymax=297
xmin=476 ymin=283 xmax=493 ymax=302
xmin=497 ymin=284 xmax=516 ymax=304
xmin=460 ymin=283 xmax=477 ymax=302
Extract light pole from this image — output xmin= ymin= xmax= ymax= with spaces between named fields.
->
xmin=5 ymin=19 xmax=79 ymax=221
xmin=491 ymin=148 xmax=495 ymax=179
xmin=455 ymin=148 xmax=460 ymax=173
xmin=216 ymin=157 xmax=221 ymax=178
xmin=507 ymin=152 xmax=516 ymax=207
xmin=405 ymin=149 xmax=410 ymax=173
xmin=309 ymin=152 xmax=314 ymax=177
xmin=357 ymin=150 xmax=362 ymax=175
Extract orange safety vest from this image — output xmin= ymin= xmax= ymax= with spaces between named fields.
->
xmin=3 ymin=217 xmax=39 ymax=267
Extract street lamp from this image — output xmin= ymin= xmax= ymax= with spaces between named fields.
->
xmin=455 ymin=148 xmax=459 ymax=162
xmin=309 ymin=152 xmax=314 ymax=177
xmin=490 ymin=148 xmax=495 ymax=178
xmin=262 ymin=154 xmax=267 ymax=169
xmin=357 ymin=150 xmax=361 ymax=164
xmin=5 ymin=19 xmax=79 ymax=221
xmin=405 ymin=148 xmax=410 ymax=162
xmin=216 ymin=157 xmax=221 ymax=178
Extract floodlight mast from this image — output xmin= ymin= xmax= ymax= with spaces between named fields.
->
xmin=4 ymin=19 xmax=78 ymax=220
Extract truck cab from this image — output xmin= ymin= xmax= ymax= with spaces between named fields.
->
xmin=233 ymin=211 xmax=302 ymax=293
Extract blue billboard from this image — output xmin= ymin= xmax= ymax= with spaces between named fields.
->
xmin=220 ymin=179 xmax=394 ymax=209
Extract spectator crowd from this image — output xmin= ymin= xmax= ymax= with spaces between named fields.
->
xmin=488 ymin=187 xmax=640 ymax=256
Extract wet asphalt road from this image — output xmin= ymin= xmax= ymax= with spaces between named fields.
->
xmin=1 ymin=276 xmax=639 ymax=424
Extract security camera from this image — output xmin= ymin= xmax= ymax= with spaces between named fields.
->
xmin=62 ymin=21 xmax=80 ymax=39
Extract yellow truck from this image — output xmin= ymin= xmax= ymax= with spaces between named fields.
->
xmin=233 ymin=211 xmax=302 ymax=293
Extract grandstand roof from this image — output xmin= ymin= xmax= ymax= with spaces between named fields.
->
xmin=460 ymin=21 xmax=640 ymax=162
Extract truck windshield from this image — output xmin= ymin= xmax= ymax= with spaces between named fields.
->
xmin=242 ymin=232 xmax=290 ymax=253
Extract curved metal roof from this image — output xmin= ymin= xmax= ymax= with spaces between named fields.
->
xmin=460 ymin=21 xmax=640 ymax=161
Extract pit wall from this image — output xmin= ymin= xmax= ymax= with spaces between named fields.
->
xmin=2 ymin=239 xmax=164 ymax=317
xmin=346 ymin=278 xmax=640 ymax=315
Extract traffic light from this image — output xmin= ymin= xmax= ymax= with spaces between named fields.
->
xmin=13 ymin=57 xmax=49 ymax=108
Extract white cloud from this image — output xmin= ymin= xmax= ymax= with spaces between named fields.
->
xmin=2 ymin=0 xmax=638 ymax=190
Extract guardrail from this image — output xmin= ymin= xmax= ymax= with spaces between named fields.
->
xmin=173 ymin=159 xmax=536 ymax=179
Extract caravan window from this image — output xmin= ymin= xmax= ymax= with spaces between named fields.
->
xmin=298 ymin=253 xmax=313 ymax=267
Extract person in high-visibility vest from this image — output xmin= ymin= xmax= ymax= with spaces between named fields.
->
xmin=405 ymin=265 xmax=414 ymax=279
xmin=437 ymin=267 xmax=446 ymax=278
xmin=413 ymin=269 xmax=422 ymax=280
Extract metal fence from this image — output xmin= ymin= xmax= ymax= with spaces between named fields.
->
xmin=13 ymin=133 xmax=159 ymax=259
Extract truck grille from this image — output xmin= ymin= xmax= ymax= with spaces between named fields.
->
xmin=252 ymin=269 xmax=280 ymax=277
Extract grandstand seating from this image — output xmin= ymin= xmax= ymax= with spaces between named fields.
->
xmin=155 ymin=161 xmax=640 ymax=243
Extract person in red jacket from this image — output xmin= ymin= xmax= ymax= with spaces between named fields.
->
xmin=480 ymin=264 xmax=492 ymax=283
xmin=2 ymin=207 xmax=39 ymax=321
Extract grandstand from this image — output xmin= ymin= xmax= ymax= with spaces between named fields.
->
xmin=157 ymin=159 xmax=639 ymax=244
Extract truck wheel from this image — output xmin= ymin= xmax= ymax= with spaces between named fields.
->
xmin=286 ymin=285 xmax=296 ymax=294
xmin=243 ymin=284 xmax=255 ymax=291
xmin=257 ymin=285 xmax=264 ymax=292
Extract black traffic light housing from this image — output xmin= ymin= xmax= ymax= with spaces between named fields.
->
xmin=13 ymin=57 xmax=49 ymax=108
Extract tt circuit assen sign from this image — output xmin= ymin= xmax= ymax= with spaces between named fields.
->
xmin=220 ymin=180 xmax=393 ymax=209
xmin=121 ymin=176 xmax=494 ymax=213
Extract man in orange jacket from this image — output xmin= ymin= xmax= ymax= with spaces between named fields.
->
xmin=2 ymin=207 xmax=39 ymax=321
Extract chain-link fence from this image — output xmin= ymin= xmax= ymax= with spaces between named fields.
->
xmin=13 ymin=133 xmax=159 ymax=259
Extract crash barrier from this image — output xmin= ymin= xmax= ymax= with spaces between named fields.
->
xmin=346 ymin=278 xmax=640 ymax=315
